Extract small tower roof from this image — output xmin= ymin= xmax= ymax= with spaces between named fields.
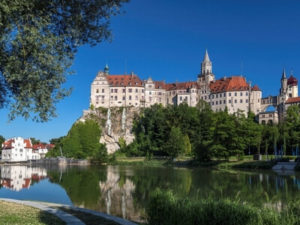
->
xmin=104 ymin=64 xmax=109 ymax=74
xmin=282 ymin=68 xmax=286 ymax=79
xmin=203 ymin=49 xmax=211 ymax=62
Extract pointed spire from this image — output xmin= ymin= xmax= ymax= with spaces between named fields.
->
xmin=104 ymin=64 xmax=109 ymax=74
xmin=282 ymin=68 xmax=286 ymax=79
xmin=203 ymin=49 xmax=211 ymax=62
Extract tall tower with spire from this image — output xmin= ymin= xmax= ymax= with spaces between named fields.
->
xmin=198 ymin=50 xmax=215 ymax=85
xmin=280 ymin=68 xmax=287 ymax=95
xmin=201 ymin=50 xmax=212 ymax=75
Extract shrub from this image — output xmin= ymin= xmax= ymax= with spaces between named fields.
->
xmin=147 ymin=190 xmax=285 ymax=225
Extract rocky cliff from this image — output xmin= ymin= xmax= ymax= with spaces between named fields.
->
xmin=79 ymin=107 xmax=140 ymax=154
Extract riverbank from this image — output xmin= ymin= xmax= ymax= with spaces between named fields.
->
xmin=111 ymin=155 xmax=300 ymax=171
xmin=0 ymin=199 xmax=138 ymax=225
xmin=0 ymin=200 xmax=65 ymax=225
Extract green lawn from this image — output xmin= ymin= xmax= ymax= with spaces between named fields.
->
xmin=0 ymin=201 xmax=65 ymax=225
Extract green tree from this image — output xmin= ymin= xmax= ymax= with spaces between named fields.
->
xmin=0 ymin=0 xmax=129 ymax=121
xmin=51 ymin=119 xmax=107 ymax=161
xmin=183 ymin=135 xmax=192 ymax=156
xmin=0 ymin=135 xmax=5 ymax=150
xmin=285 ymin=105 xmax=300 ymax=153
xmin=164 ymin=126 xmax=185 ymax=159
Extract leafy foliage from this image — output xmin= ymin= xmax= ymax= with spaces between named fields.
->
xmin=47 ymin=119 xmax=107 ymax=161
xmin=0 ymin=0 xmax=129 ymax=121
xmin=0 ymin=135 xmax=5 ymax=150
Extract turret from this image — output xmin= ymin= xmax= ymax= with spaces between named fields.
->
xmin=104 ymin=64 xmax=109 ymax=75
xmin=201 ymin=50 xmax=212 ymax=76
xmin=280 ymin=68 xmax=287 ymax=95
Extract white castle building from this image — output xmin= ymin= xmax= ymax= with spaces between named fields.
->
xmin=90 ymin=51 xmax=298 ymax=123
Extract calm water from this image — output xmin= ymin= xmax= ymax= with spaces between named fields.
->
xmin=0 ymin=164 xmax=300 ymax=222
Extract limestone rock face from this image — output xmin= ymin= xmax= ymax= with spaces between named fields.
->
xmin=80 ymin=107 xmax=140 ymax=154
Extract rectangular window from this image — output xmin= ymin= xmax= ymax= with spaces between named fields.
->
xmin=115 ymin=96 xmax=117 ymax=100
xmin=216 ymin=101 xmax=218 ymax=105
xmin=123 ymin=89 xmax=125 ymax=93
xmin=246 ymin=99 xmax=248 ymax=103
xmin=129 ymin=96 xmax=132 ymax=100
xmin=180 ymin=96 xmax=182 ymax=100
xmin=235 ymin=92 xmax=237 ymax=96
xmin=216 ymin=94 xmax=218 ymax=98
xmin=223 ymin=100 xmax=226 ymax=104
xmin=229 ymin=100 xmax=232 ymax=103
xmin=129 ymin=88 xmax=132 ymax=93
xmin=240 ymin=99 xmax=243 ymax=103
xmin=246 ymin=92 xmax=248 ymax=96
xmin=115 ymin=89 xmax=118 ymax=93
xmin=229 ymin=93 xmax=231 ymax=97
xmin=240 ymin=92 xmax=243 ymax=96
xmin=136 ymin=89 xmax=138 ymax=93
xmin=102 ymin=89 xmax=105 ymax=93
xmin=219 ymin=100 xmax=222 ymax=104
xmin=135 ymin=96 xmax=138 ymax=100
xmin=96 ymin=89 xmax=99 ymax=93
xmin=123 ymin=96 xmax=125 ymax=100
xmin=224 ymin=93 xmax=226 ymax=97
xmin=235 ymin=99 xmax=237 ymax=103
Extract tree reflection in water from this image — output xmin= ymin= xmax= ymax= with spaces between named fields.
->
xmin=1 ymin=165 xmax=300 ymax=223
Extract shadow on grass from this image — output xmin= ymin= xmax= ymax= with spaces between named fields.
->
xmin=38 ymin=211 xmax=66 ymax=225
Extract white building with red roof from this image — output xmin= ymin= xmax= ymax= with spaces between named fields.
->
xmin=1 ymin=137 xmax=34 ymax=162
xmin=90 ymin=51 xmax=262 ymax=116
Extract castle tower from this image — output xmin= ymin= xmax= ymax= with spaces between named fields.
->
xmin=280 ymin=68 xmax=287 ymax=95
xmin=104 ymin=64 xmax=109 ymax=75
xmin=198 ymin=50 xmax=215 ymax=85
xmin=287 ymin=71 xmax=298 ymax=98
xmin=201 ymin=50 xmax=212 ymax=75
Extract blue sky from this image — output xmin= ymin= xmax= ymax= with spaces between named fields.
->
xmin=1 ymin=0 xmax=300 ymax=142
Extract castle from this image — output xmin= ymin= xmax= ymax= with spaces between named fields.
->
xmin=90 ymin=50 xmax=299 ymax=124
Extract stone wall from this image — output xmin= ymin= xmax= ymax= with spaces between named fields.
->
xmin=80 ymin=107 xmax=140 ymax=154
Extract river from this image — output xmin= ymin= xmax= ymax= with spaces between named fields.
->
xmin=0 ymin=164 xmax=300 ymax=223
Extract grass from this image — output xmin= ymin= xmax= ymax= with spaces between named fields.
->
xmin=57 ymin=207 xmax=120 ymax=225
xmin=147 ymin=190 xmax=300 ymax=225
xmin=0 ymin=201 xmax=65 ymax=225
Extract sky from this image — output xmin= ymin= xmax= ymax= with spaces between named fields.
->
xmin=1 ymin=0 xmax=300 ymax=142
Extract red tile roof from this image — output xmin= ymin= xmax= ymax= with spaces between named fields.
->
xmin=286 ymin=97 xmax=300 ymax=104
xmin=106 ymin=75 xmax=144 ymax=87
xmin=166 ymin=82 xmax=198 ymax=91
xmin=209 ymin=76 xmax=249 ymax=93
xmin=154 ymin=81 xmax=167 ymax=89
xmin=24 ymin=139 xmax=32 ymax=148
xmin=251 ymin=85 xmax=261 ymax=91
xmin=2 ymin=139 xmax=14 ymax=149
xmin=2 ymin=138 xmax=32 ymax=149
xmin=46 ymin=144 xmax=55 ymax=149
xmin=287 ymin=75 xmax=298 ymax=86
xmin=33 ymin=143 xmax=46 ymax=150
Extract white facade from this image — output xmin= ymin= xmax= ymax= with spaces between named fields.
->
xmin=89 ymin=51 xmax=262 ymax=116
xmin=1 ymin=137 xmax=33 ymax=162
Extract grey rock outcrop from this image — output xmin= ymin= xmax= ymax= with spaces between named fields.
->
xmin=80 ymin=107 xmax=140 ymax=154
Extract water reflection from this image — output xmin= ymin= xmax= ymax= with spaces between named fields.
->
xmin=0 ymin=165 xmax=47 ymax=191
xmin=1 ymin=165 xmax=300 ymax=223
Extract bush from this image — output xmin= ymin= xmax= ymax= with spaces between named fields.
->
xmin=147 ymin=190 xmax=298 ymax=225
